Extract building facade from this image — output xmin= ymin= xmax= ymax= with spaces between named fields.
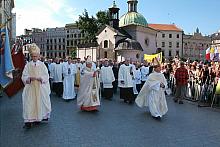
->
xmin=211 ymin=30 xmax=220 ymax=53
xmin=94 ymin=0 xmax=157 ymax=62
xmin=0 ymin=0 xmax=15 ymax=44
xmin=65 ymin=23 xmax=85 ymax=57
xmin=148 ymin=24 xmax=183 ymax=59
xmin=44 ymin=27 xmax=66 ymax=58
xmin=183 ymin=28 xmax=211 ymax=61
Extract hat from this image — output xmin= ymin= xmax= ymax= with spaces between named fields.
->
xmin=152 ymin=57 xmax=160 ymax=68
xmin=28 ymin=43 xmax=40 ymax=55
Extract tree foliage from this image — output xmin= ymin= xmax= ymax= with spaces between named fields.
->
xmin=76 ymin=9 xmax=109 ymax=42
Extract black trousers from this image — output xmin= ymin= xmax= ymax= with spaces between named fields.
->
xmin=120 ymin=87 xmax=134 ymax=102
xmin=103 ymin=88 xmax=113 ymax=99
xmin=53 ymin=82 xmax=63 ymax=97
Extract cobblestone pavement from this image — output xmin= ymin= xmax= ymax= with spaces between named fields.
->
xmin=1 ymin=91 xmax=220 ymax=147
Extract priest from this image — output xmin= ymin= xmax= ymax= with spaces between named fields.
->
xmin=100 ymin=59 xmax=115 ymax=100
xmin=62 ymin=57 xmax=77 ymax=101
xmin=22 ymin=43 xmax=51 ymax=129
xmin=135 ymin=59 xmax=168 ymax=120
xmin=118 ymin=59 xmax=134 ymax=104
xmin=77 ymin=61 xmax=100 ymax=111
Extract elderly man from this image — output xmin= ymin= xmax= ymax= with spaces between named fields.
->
xmin=77 ymin=61 xmax=100 ymax=111
xmin=22 ymin=43 xmax=51 ymax=129
xmin=135 ymin=63 xmax=168 ymax=120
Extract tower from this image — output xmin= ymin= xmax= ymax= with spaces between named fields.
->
xmin=109 ymin=1 xmax=120 ymax=29
xmin=127 ymin=0 xmax=138 ymax=12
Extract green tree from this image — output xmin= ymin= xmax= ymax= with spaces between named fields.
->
xmin=96 ymin=10 xmax=109 ymax=29
xmin=76 ymin=9 xmax=109 ymax=42
xmin=70 ymin=47 xmax=77 ymax=58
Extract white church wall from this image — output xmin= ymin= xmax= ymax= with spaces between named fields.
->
xmin=97 ymin=26 xmax=116 ymax=48
xmin=77 ymin=48 xmax=97 ymax=61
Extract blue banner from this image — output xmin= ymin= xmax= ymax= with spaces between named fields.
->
xmin=0 ymin=27 xmax=14 ymax=88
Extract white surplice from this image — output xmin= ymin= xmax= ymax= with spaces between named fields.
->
xmin=100 ymin=66 xmax=115 ymax=88
xmin=50 ymin=63 xmax=63 ymax=83
xmin=62 ymin=62 xmax=77 ymax=100
xmin=135 ymin=71 xmax=168 ymax=117
xmin=133 ymin=68 xmax=142 ymax=94
xmin=118 ymin=64 xmax=133 ymax=88
xmin=77 ymin=67 xmax=100 ymax=107
xmin=22 ymin=60 xmax=51 ymax=122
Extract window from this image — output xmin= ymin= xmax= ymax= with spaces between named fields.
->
xmin=74 ymin=34 xmax=77 ymax=38
xmin=50 ymin=39 xmax=52 ymax=43
xmin=54 ymin=39 xmax=56 ymax=43
xmin=71 ymin=40 xmax=73 ymax=46
xmin=169 ymin=34 xmax=172 ymax=38
xmin=104 ymin=51 xmax=107 ymax=58
xmin=177 ymin=34 xmax=179 ymax=38
xmin=78 ymin=34 xmax=81 ymax=38
xmin=169 ymin=42 xmax=172 ymax=48
xmin=47 ymin=45 xmax=49 ymax=50
xmin=162 ymin=42 xmax=165 ymax=47
xmin=63 ymin=39 xmax=65 ymax=43
xmin=67 ymin=35 xmax=69 ymax=38
xmin=169 ymin=50 xmax=172 ymax=56
xmin=176 ymin=42 xmax=180 ymax=48
xmin=162 ymin=34 xmax=165 ymax=38
xmin=59 ymin=45 xmax=61 ymax=50
xmin=185 ymin=43 xmax=187 ymax=46
xmin=59 ymin=38 xmax=61 ymax=42
xmin=104 ymin=40 xmax=108 ymax=48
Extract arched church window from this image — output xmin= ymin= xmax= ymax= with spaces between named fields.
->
xmin=104 ymin=40 xmax=108 ymax=48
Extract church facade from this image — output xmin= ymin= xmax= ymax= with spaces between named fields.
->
xmin=96 ymin=0 xmax=157 ymax=62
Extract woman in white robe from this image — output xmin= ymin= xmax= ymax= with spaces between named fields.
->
xmin=135 ymin=65 xmax=168 ymax=119
xmin=22 ymin=43 xmax=51 ymax=129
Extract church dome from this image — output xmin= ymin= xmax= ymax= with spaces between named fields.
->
xmin=119 ymin=12 xmax=148 ymax=27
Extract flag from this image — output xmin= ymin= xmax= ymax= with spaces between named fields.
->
xmin=205 ymin=47 xmax=210 ymax=60
xmin=4 ymin=39 xmax=26 ymax=97
xmin=210 ymin=47 xmax=215 ymax=60
xmin=144 ymin=52 xmax=163 ymax=63
xmin=214 ymin=47 xmax=219 ymax=61
xmin=0 ymin=27 xmax=14 ymax=88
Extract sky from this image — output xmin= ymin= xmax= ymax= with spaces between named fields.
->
xmin=14 ymin=0 xmax=220 ymax=36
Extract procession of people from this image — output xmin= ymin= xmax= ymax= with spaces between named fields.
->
xmin=16 ymin=43 xmax=220 ymax=129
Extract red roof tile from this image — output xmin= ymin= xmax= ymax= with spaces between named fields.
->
xmin=148 ymin=24 xmax=182 ymax=32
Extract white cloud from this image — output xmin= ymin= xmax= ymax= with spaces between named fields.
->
xmin=15 ymin=0 xmax=79 ymax=35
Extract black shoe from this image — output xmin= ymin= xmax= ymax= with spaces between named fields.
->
xmin=33 ymin=122 xmax=41 ymax=125
xmin=173 ymin=99 xmax=178 ymax=103
xmin=124 ymin=100 xmax=128 ymax=103
xmin=42 ymin=118 xmax=49 ymax=121
xmin=23 ymin=123 xmax=32 ymax=129
xmin=179 ymin=101 xmax=183 ymax=104
xmin=152 ymin=116 xmax=161 ymax=120
xmin=128 ymin=101 xmax=134 ymax=104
